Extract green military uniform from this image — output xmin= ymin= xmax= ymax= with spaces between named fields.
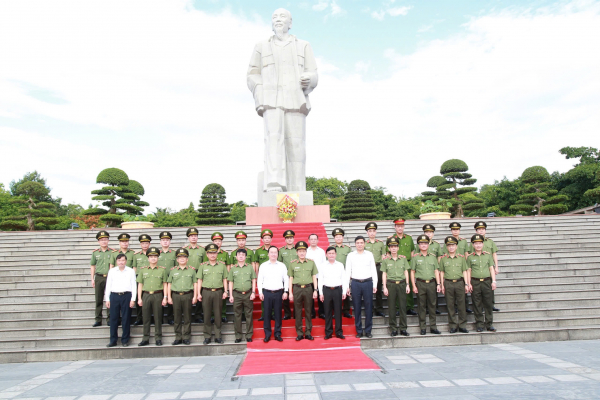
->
xmin=201 ymin=245 xmax=229 ymax=320
xmin=90 ymin=231 xmax=114 ymax=324
xmin=132 ymin=249 xmax=150 ymax=324
xmin=468 ymin=223 xmax=498 ymax=309
xmin=185 ymin=242 xmax=207 ymax=322
xmin=443 ymin=238 xmax=468 ymax=256
xmin=229 ymin=247 xmax=256 ymax=266
xmin=197 ymin=254 xmax=228 ymax=342
xmin=137 ymin=251 xmax=168 ymax=343
xmin=289 ymin=242 xmax=319 ymax=337
xmin=388 ymin=228 xmax=416 ymax=313
xmin=363 ymin=222 xmax=386 ymax=315
xmin=255 ymin=245 xmax=270 ymax=267
xmin=381 ymin=240 xmax=410 ymax=334
xmin=110 ymin=249 xmax=135 ymax=267
xmin=228 ymin=263 xmax=257 ymax=340
xmin=334 ymin=241 xmax=353 ymax=314
xmin=277 ymin=234 xmax=297 ymax=319
xmin=411 ymin=235 xmax=440 ymax=333
xmin=439 ymin=245 xmax=468 ymax=331
xmin=428 ymin=240 xmax=443 ymax=257
xmin=158 ymin=246 xmax=176 ymax=323
xmin=467 ymin=235 xmax=495 ymax=330
xmin=168 ymin=248 xmax=196 ymax=343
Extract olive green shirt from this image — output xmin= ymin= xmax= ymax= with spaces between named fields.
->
xmin=109 ymin=249 xmax=135 ymax=267
xmin=439 ymin=254 xmax=468 ymax=280
xmin=278 ymin=246 xmax=297 ymax=269
xmin=158 ymin=249 xmax=177 ymax=269
xmin=228 ymin=263 xmax=257 ymax=292
xmin=184 ymin=244 xmax=207 ymax=269
xmin=254 ymin=245 xmax=270 ymax=267
xmin=427 ymin=240 xmax=443 ymax=258
xmin=467 ymin=237 xmax=498 ymax=254
xmin=386 ymin=234 xmax=415 ymax=261
xmin=131 ymin=251 xmax=150 ymax=274
xmin=168 ymin=266 xmax=196 ymax=292
xmin=202 ymin=248 xmax=229 ymax=263
xmin=334 ymin=244 xmax=352 ymax=265
xmin=90 ymin=247 xmax=114 ymax=275
xmin=467 ymin=252 xmax=495 ymax=279
xmin=380 ymin=256 xmax=410 ymax=281
xmin=228 ymin=247 xmax=256 ymax=266
xmin=136 ymin=266 xmax=168 ymax=292
xmin=197 ymin=261 xmax=228 ymax=289
xmin=364 ymin=239 xmax=385 ymax=264
xmin=410 ymin=253 xmax=440 ymax=281
xmin=442 ymin=238 xmax=469 ymax=256
xmin=288 ymin=259 xmax=318 ymax=285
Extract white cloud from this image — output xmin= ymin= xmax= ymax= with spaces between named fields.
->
xmin=1 ymin=1 xmax=599 ymax=213
xmin=312 ymin=0 xmax=345 ymax=19
xmin=355 ymin=60 xmax=371 ymax=73
xmin=372 ymin=5 xmax=412 ymax=20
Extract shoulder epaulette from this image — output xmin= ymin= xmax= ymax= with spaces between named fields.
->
xmin=387 ymin=234 xmax=393 ymax=238
xmin=134 ymin=250 xmax=142 ymax=254
xmin=291 ymin=259 xmax=299 ymax=263
xmin=110 ymin=248 xmax=116 ymax=251
xmin=188 ymin=266 xmax=196 ymax=270
xmin=171 ymin=267 xmax=177 ymax=270
xmin=458 ymin=254 xmax=465 ymax=258
xmin=158 ymin=266 xmax=166 ymax=269
xmin=183 ymin=244 xmax=190 ymax=249
xmin=442 ymin=254 xmax=448 ymax=258
xmin=482 ymin=251 xmax=490 ymax=255
xmin=112 ymin=249 xmax=118 ymax=253
xmin=141 ymin=266 xmax=149 ymax=269
xmin=306 ymin=258 xmax=314 ymax=262
xmin=398 ymin=254 xmax=406 ymax=258
xmin=428 ymin=252 xmax=437 ymax=257
xmin=432 ymin=240 xmax=439 ymax=244
xmin=94 ymin=248 xmax=100 ymax=252
xmin=217 ymin=260 xmax=226 ymax=265
xmin=459 ymin=237 xmax=465 ymax=241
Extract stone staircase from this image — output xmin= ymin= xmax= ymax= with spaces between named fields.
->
xmin=0 ymin=215 xmax=599 ymax=363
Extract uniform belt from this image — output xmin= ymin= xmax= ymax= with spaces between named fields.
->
xmin=351 ymin=278 xmax=372 ymax=283
xmin=416 ymin=278 xmax=435 ymax=284
xmin=174 ymin=290 xmax=193 ymax=295
xmin=472 ymin=277 xmax=491 ymax=282
xmin=263 ymin=288 xmax=283 ymax=293
xmin=143 ymin=290 xmax=163 ymax=295
xmin=324 ymin=285 xmax=341 ymax=290
xmin=202 ymin=287 xmax=223 ymax=291
xmin=293 ymin=284 xmax=312 ymax=288
xmin=95 ymin=273 xmax=107 ymax=277
xmin=445 ymin=278 xmax=464 ymax=283
xmin=113 ymin=291 xmax=131 ymax=296
xmin=387 ymin=279 xmax=406 ymax=284
xmin=234 ymin=290 xmax=251 ymax=295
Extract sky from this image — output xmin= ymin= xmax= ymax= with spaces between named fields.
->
xmin=0 ymin=0 xmax=599 ymax=212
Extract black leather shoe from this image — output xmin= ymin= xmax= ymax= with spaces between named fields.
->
xmin=407 ymin=309 xmax=417 ymax=316
xmin=305 ymin=335 xmax=314 ymax=341
xmin=375 ymin=311 xmax=385 ymax=317
xmin=355 ymin=332 xmax=363 ymax=338
xmin=493 ymin=307 xmax=500 ymax=312
xmin=466 ymin=308 xmax=473 ymax=314
xmin=183 ymin=340 xmax=190 ymax=345
xmin=168 ymin=320 xmax=174 ymax=325
xmin=449 ymin=328 xmax=457 ymax=334
xmin=487 ymin=326 xmax=497 ymax=332
xmin=156 ymin=340 xmax=163 ymax=346
xmin=420 ymin=329 xmax=426 ymax=335
xmin=122 ymin=342 xmax=129 ymax=347
xmin=283 ymin=315 xmax=291 ymax=320
xmin=203 ymin=338 xmax=211 ymax=345
xmin=430 ymin=329 xmax=441 ymax=334
xmin=336 ymin=334 xmax=345 ymax=339
xmin=263 ymin=336 xmax=270 ymax=343
xmin=319 ymin=314 xmax=325 ymax=319
xmin=106 ymin=342 xmax=117 ymax=348
xmin=92 ymin=322 xmax=102 ymax=327
xmin=459 ymin=328 xmax=469 ymax=333
xmin=138 ymin=340 xmax=149 ymax=347
xmin=365 ymin=332 xmax=373 ymax=338
xmin=435 ymin=309 xmax=441 ymax=315
xmin=343 ymin=312 xmax=352 ymax=318
xmin=133 ymin=320 xmax=143 ymax=326
xmin=476 ymin=327 xmax=484 ymax=332
xmin=246 ymin=338 xmax=252 ymax=343
xmin=258 ymin=316 xmax=264 ymax=321
xmin=235 ymin=339 xmax=242 ymax=343
xmin=194 ymin=318 xmax=203 ymax=324
xmin=400 ymin=330 xmax=409 ymax=336
xmin=311 ymin=313 xmax=316 ymax=319
xmin=275 ymin=336 xmax=283 ymax=342
xmin=214 ymin=338 xmax=223 ymax=344
xmin=172 ymin=340 xmax=182 ymax=345
xmin=222 ymin=317 xmax=228 ymax=323
xmin=324 ymin=335 xmax=332 ymax=340
xmin=296 ymin=335 xmax=304 ymax=341
xmin=391 ymin=331 xmax=398 ymax=337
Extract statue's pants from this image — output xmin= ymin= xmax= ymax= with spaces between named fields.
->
xmin=263 ymin=108 xmax=306 ymax=192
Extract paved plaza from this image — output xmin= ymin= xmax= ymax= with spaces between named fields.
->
xmin=1 ymin=340 xmax=600 ymax=400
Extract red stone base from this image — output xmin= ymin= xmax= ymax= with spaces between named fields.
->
xmin=245 ymin=205 xmax=330 ymax=225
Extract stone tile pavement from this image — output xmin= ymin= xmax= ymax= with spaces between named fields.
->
xmin=1 ymin=341 xmax=600 ymax=399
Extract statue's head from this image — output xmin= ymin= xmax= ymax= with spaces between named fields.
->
xmin=272 ymin=8 xmax=292 ymax=37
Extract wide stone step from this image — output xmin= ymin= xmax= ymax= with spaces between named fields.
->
xmin=501 ymin=267 xmax=600 ymax=278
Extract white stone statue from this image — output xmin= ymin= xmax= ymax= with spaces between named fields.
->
xmin=247 ymin=8 xmax=318 ymax=194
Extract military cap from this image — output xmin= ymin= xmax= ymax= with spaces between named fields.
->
xmin=159 ymin=231 xmax=172 ymax=239
xmin=422 ymin=224 xmax=435 ymax=232
xmin=386 ymin=237 xmax=400 ymax=246
xmin=471 ymin=234 xmax=485 ymax=243
xmin=235 ymin=230 xmax=247 ymax=239
xmin=96 ymin=231 xmax=110 ymax=240
xmin=295 ymin=241 xmax=308 ymax=250
xmin=416 ymin=234 xmax=430 ymax=243
xmin=117 ymin=233 xmax=131 ymax=241
xmin=283 ymin=230 xmax=295 ymax=238
xmin=393 ymin=219 xmax=405 ymax=225
xmin=445 ymin=236 xmax=459 ymax=245
xmin=365 ymin=222 xmax=378 ymax=231
xmin=449 ymin=222 xmax=462 ymax=230
xmin=186 ymin=227 xmax=199 ymax=237
xmin=211 ymin=232 xmax=223 ymax=240
xmin=147 ymin=247 xmax=161 ymax=256
xmin=261 ymin=229 xmax=273 ymax=238
xmin=331 ymin=228 xmax=345 ymax=237
xmin=474 ymin=221 xmax=487 ymax=230
xmin=205 ymin=243 xmax=219 ymax=253
xmin=138 ymin=234 xmax=151 ymax=242
xmin=175 ymin=248 xmax=189 ymax=257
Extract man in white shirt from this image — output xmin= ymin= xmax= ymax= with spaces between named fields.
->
xmin=319 ymin=247 xmax=348 ymax=339
xmin=258 ymin=246 xmax=289 ymax=342
xmin=306 ymin=233 xmax=326 ymax=319
xmin=346 ymin=236 xmax=378 ymax=338
xmin=105 ymin=254 xmax=137 ymax=347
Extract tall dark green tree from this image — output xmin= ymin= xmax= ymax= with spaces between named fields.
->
xmin=123 ymin=180 xmax=149 ymax=216
xmin=338 ymin=180 xmax=377 ymax=221
xmin=510 ymin=166 xmax=568 ymax=215
xmin=555 ymin=146 xmax=600 ymax=211
xmin=196 ymin=183 xmax=233 ymax=225
xmin=0 ymin=182 xmax=59 ymax=231
xmin=306 ymin=176 xmax=348 ymax=220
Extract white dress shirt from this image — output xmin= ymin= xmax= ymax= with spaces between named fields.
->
xmin=318 ymin=260 xmax=348 ymax=295
xmin=306 ymin=246 xmax=326 ymax=279
xmin=104 ymin=266 xmax=137 ymax=301
xmin=258 ymin=260 xmax=290 ymax=295
xmin=345 ymin=250 xmax=378 ymax=287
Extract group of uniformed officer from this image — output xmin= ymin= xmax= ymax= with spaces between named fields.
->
xmin=90 ymin=219 xmax=499 ymax=346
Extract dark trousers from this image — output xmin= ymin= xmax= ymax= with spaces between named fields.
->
xmin=94 ymin=274 xmax=109 ymax=323
xmin=407 ymin=285 xmax=415 ymax=311
xmin=323 ymin=286 xmax=343 ymax=337
xmin=193 ymin=300 xmax=203 ymax=320
xmin=109 ymin=292 xmax=132 ymax=344
xmin=142 ymin=292 xmax=163 ymax=341
xmin=472 ymin=279 xmax=494 ymax=328
xmin=202 ymin=289 xmax=223 ymax=339
xmin=165 ymin=304 xmax=173 ymax=322
xmin=293 ymin=285 xmax=313 ymax=336
xmin=374 ymin=264 xmax=384 ymax=314
xmin=173 ymin=292 xmax=193 ymax=340
xmin=387 ymin=281 xmax=407 ymax=331
xmin=311 ymin=283 xmax=323 ymax=317
xmin=351 ymin=279 xmax=373 ymax=335
xmin=445 ymin=280 xmax=467 ymax=330
xmin=261 ymin=298 xmax=291 ymax=318
xmin=134 ymin=300 xmax=143 ymax=324
xmin=416 ymin=280 xmax=437 ymax=330
xmin=233 ymin=291 xmax=253 ymax=339
xmin=342 ymin=295 xmax=352 ymax=314
xmin=263 ymin=289 xmax=283 ymax=338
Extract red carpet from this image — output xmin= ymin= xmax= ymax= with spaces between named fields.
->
xmin=236 ymin=223 xmax=380 ymax=376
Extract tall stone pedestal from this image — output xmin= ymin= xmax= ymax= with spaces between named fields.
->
xmin=246 ymin=205 xmax=330 ymax=225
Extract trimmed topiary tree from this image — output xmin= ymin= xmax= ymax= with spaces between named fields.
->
xmin=122 ymin=180 xmax=149 ymax=216
xmin=196 ymin=183 xmax=233 ymax=225
xmin=338 ymin=179 xmax=378 ymax=221
xmin=510 ymin=166 xmax=568 ymax=215
xmin=83 ymin=168 xmax=140 ymax=227
xmin=0 ymin=182 xmax=59 ymax=231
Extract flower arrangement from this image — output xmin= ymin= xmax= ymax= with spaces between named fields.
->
xmin=277 ymin=195 xmax=298 ymax=223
